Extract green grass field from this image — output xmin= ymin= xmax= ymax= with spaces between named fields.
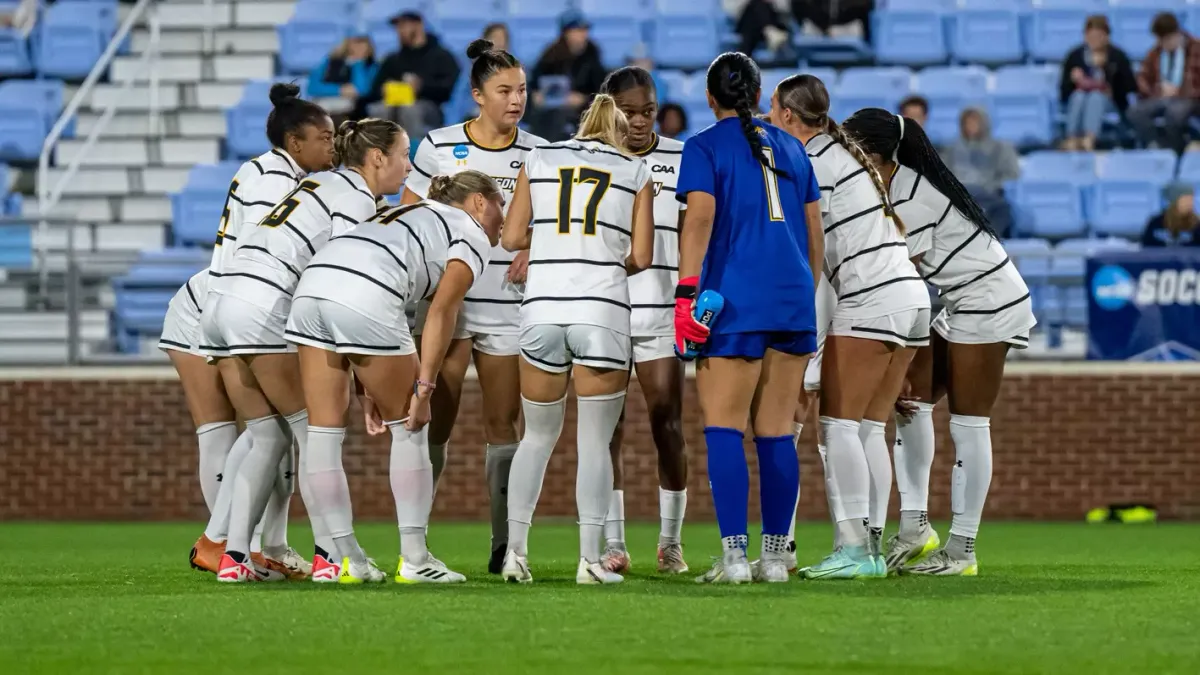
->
xmin=2 ymin=522 xmax=1198 ymax=674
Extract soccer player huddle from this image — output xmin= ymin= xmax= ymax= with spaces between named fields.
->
xmin=162 ymin=41 xmax=1034 ymax=586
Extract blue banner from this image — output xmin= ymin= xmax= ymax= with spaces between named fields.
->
xmin=1088 ymin=250 xmax=1200 ymax=360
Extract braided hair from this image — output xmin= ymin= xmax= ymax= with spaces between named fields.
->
xmin=842 ymin=107 xmax=997 ymax=239
xmin=705 ymin=52 xmax=788 ymax=178
xmin=775 ymin=74 xmax=903 ymax=234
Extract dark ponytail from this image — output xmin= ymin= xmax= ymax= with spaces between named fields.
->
xmin=265 ymin=82 xmax=330 ymax=149
xmin=705 ymin=52 xmax=788 ymax=179
xmin=599 ymin=65 xmax=657 ymax=97
xmin=843 ymin=107 xmax=996 ymax=238
xmin=466 ymin=38 xmax=521 ymax=91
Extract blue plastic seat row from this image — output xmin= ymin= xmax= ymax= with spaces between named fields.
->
xmin=1006 ymin=178 xmax=1168 ymax=240
xmin=171 ymin=162 xmax=243 ymax=249
xmin=1003 ymin=234 xmax=1140 ymax=328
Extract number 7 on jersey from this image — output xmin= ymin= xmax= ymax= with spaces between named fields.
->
xmin=556 ymin=167 xmax=611 ymax=235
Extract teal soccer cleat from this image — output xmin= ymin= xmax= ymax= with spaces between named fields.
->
xmin=800 ymin=545 xmax=887 ymax=580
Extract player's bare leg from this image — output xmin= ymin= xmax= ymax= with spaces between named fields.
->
xmin=639 ymin=356 xmax=689 ymax=574
xmin=604 ymin=409 xmax=632 ymax=573
xmin=473 ymin=349 xmax=521 ymax=573
xmin=419 ymin=338 xmax=472 ymax=495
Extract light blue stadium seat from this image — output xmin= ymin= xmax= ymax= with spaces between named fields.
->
xmin=988 ymin=93 xmax=1053 ymax=147
xmin=1177 ymin=151 xmax=1200 ymax=188
xmin=1063 ymin=285 xmax=1087 ymax=327
xmin=239 ymin=79 xmax=307 ymax=106
xmin=873 ymin=10 xmax=948 ymax=66
xmin=437 ymin=17 xmax=502 ymax=55
xmin=951 ymin=9 xmax=1024 ymax=65
xmin=832 ymin=95 xmax=895 ymax=124
xmin=0 ymin=28 xmax=30 ymax=76
xmin=580 ymin=0 xmax=647 ymax=18
xmin=684 ymin=103 xmax=712 ymax=133
xmin=885 ymin=0 xmax=957 ymax=8
xmin=1006 ymin=179 xmax=1087 ymax=239
xmin=652 ymin=17 xmax=719 ymax=70
xmin=994 ymin=64 xmax=1059 ymax=97
xmin=1022 ymin=151 xmax=1096 ymax=183
xmin=1097 ymin=149 xmax=1177 ymax=185
xmin=0 ymin=224 xmax=31 ymax=269
xmin=225 ymin=100 xmax=271 ymax=160
xmin=0 ymin=79 xmax=66 ymax=135
xmin=509 ymin=17 xmax=560 ymax=64
xmin=1088 ymin=180 xmax=1163 ymax=239
xmin=362 ymin=0 xmax=424 ymax=23
xmin=1189 ymin=7 xmax=1200 ymax=36
xmin=656 ymin=0 xmax=719 ymax=16
xmin=36 ymin=21 xmax=105 ymax=79
xmin=1003 ymin=237 xmax=1053 ymax=284
xmin=0 ymin=98 xmax=47 ymax=160
xmin=172 ymin=170 xmax=235 ymax=248
xmin=588 ymin=18 xmax=644 ymax=70
xmin=293 ymin=0 xmax=357 ymax=15
xmin=839 ymin=67 xmax=913 ymax=97
xmin=1112 ymin=7 xmax=1168 ymax=58
xmin=803 ymin=67 xmax=838 ymax=89
xmin=759 ymin=69 xmax=793 ymax=112
xmin=1027 ymin=9 xmax=1089 ymax=62
xmin=656 ymin=69 xmax=688 ymax=105
xmin=278 ymin=19 xmax=349 ymax=74
xmin=915 ymin=66 xmax=988 ymax=99
xmin=1038 ymin=0 xmax=1106 ymax=8
xmin=923 ymin=94 xmax=969 ymax=146
xmin=1030 ymin=284 xmax=1063 ymax=325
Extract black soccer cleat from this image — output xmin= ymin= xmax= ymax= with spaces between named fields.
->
xmin=488 ymin=544 xmax=506 ymax=574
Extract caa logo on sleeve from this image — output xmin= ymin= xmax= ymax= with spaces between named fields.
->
xmin=1092 ymin=264 xmax=1199 ymax=309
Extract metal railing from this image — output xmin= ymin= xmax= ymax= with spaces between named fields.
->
xmin=36 ymin=0 xmax=162 ymax=297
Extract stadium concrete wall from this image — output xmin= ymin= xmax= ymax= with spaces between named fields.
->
xmin=1 ymin=364 xmax=1198 ymax=521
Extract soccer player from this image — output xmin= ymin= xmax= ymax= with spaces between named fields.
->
xmin=842 ymin=108 xmax=1036 ymax=576
xmin=675 ymin=53 xmax=823 ymax=585
xmin=202 ymin=118 xmax=411 ymax=583
xmin=498 ymin=94 xmax=655 ymax=585
xmin=596 ymin=66 xmax=689 ymax=575
xmin=176 ymin=83 xmax=336 ymax=578
xmin=400 ymin=39 xmax=547 ymax=573
xmin=789 ymin=89 xmax=930 ymax=581
xmin=287 ymin=171 xmax=501 ymax=584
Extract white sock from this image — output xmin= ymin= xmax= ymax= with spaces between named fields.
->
xmin=820 ymin=416 xmax=869 ymax=547
xmin=895 ymin=401 xmax=935 ymax=521
xmin=949 ymin=415 xmax=992 ymax=541
xmin=485 ymin=442 xmax=518 ymax=548
xmin=429 ymin=441 xmax=448 ymax=494
xmin=260 ymin=444 xmax=294 ymax=557
xmin=604 ymin=489 xmax=625 ymax=546
xmin=388 ymin=421 xmax=434 ymax=566
xmin=202 ymin=429 xmax=253 ymax=543
xmin=226 ymin=415 xmax=290 ymax=556
xmin=307 ymin=426 xmax=365 ymax=564
xmin=817 ymin=443 xmax=842 ymax=548
xmin=506 ymin=396 xmax=567 ymax=557
xmin=860 ymin=419 xmax=890 ymax=532
xmin=287 ymin=409 xmax=335 ymax=557
xmin=659 ymin=488 xmax=686 ymax=545
xmin=576 ymin=392 xmax=624 ymax=563
xmin=787 ymin=422 xmax=803 ymax=544
xmin=196 ymin=421 xmax=237 ymax=513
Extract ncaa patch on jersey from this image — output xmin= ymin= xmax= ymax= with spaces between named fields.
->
xmin=453 ymin=144 xmax=469 ymax=159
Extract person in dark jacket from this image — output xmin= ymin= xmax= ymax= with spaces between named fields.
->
xmin=308 ymin=36 xmax=379 ymax=101
xmin=352 ymin=11 xmax=460 ymax=141
xmin=529 ymin=11 xmax=607 ymax=140
xmin=1143 ymin=183 xmax=1200 ymax=247
xmin=1060 ymin=15 xmax=1137 ymax=151
xmin=1129 ymin=12 xmax=1200 ymax=153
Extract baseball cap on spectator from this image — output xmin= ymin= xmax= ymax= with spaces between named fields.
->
xmin=390 ymin=11 xmax=422 ymax=25
xmin=560 ymin=10 xmax=590 ymax=32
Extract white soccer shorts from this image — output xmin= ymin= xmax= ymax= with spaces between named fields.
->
xmin=158 ymin=285 xmax=203 ymax=356
xmin=631 ymin=335 xmax=675 ymax=364
xmin=933 ymin=294 xmax=1036 ymax=350
xmin=200 ymin=292 xmax=295 ymax=357
xmin=519 ymin=324 xmax=631 ymax=374
xmin=286 ymin=296 xmax=416 ymax=356
xmin=828 ymin=306 xmax=932 ymax=349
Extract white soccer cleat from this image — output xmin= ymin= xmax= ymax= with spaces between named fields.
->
xmin=600 ymin=542 xmax=631 ymax=573
xmin=501 ymin=550 xmax=533 ymax=584
xmin=885 ymin=526 xmax=941 ymax=574
xmin=338 ymin=557 xmax=387 ymax=585
xmin=217 ymin=554 xmax=285 ymax=583
xmin=395 ymin=555 xmax=467 ymax=584
xmin=752 ymin=553 xmax=792 ymax=583
xmin=695 ymin=549 xmax=753 ymax=585
xmin=311 ymin=551 xmax=341 ymax=583
xmin=577 ymin=558 xmax=624 ymax=585
xmin=657 ymin=543 xmax=689 ymax=574
xmin=902 ymin=549 xmax=978 ymax=577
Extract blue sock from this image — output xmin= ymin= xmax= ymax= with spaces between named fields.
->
xmin=755 ymin=435 xmax=800 ymax=536
xmin=704 ymin=427 xmax=748 ymax=542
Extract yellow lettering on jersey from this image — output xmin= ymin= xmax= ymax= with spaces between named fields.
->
xmin=259 ymin=179 xmax=321 ymax=228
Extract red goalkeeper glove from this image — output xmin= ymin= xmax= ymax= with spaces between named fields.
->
xmin=673 ymin=276 xmax=710 ymax=356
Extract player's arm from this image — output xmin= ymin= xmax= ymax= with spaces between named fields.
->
xmin=679 ymin=192 xmax=714 ymax=279
xmin=408 ymin=260 xmax=475 ymax=430
xmin=401 ymin=135 xmax=437 ymax=204
xmin=501 ymin=168 xmax=533 ymax=252
xmin=799 ymin=156 xmax=825 ymax=290
xmin=627 ymin=181 xmax=654 ymax=274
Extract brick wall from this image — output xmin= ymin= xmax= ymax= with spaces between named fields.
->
xmin=1 ymin=366 xmax=1198 ymax=521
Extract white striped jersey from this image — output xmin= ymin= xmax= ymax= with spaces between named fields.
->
xmin=209 ymin=149 xmax=305 ymax=278
xmin=629 ymin=135 xmax=684 ymax=337
xmin=209 ymin=168 xmax=378 ymax=310
xmin=890 ymin=165 xmax=1031 ymax=315
xmin=806 ymin=133 xmax=927 ymax=319
xmin=522 ymin=138 xmax=652 ymax=335
xmin=406 ymin=123 xmax=548 ymax=335
xmin=295 ymin=200 xmax=491 ymax=329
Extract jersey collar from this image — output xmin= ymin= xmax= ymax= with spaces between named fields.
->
xmin=270 ymin=148 xmax=305 ymax=178
xmin=338 ymin=167 xmax=373 ymax=196
xmin=632 ymin=133 xmax=660 ymax=157
xmin=464 ymin=119 xmax=518 ymax=152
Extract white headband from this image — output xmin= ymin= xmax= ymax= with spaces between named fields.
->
xmin=893 ymin=114 xmax=906 ymax=162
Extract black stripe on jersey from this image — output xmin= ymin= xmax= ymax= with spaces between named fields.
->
xmin=807 ymin=137 xmax=836 ymax=157
xmin=284 ymin=223 xmax=316 ymax=255
xmin=819 ymin=185 xmax=834 ymax=191
xmin=952 ymin=292 xmax=1032 ymax=316
xmin=331 ymin=212 xmax=361 ymax=224
xmin=250 ymin=159 xmax=265 ymax=174
xmin=411 ymin=161 xmax=433 ymax=179
xmin=334 ymin=234 xmax=408 ymax=273
xmin=208 ymin=271 xmax=289 ymax=294
xmin=159 ymin=338 xmax=191 ymax=349
xmin=264 ymin=170 xmax=299 ymax=180
xmin=201 ymin=342 xmax=289 ymax=351
xmin=849 ymin=325 xmax=912 ymax=341
xmin=923 ymin=228 xmax=983 ymax=280
xmin=891 ymin=173 xmax=922 ymax=208
xmin=835 ymin=168 xmax=867 ymax=187
xmin=424 ymin=205 xmax=454 ymax=243
xmin=522 ymin=296 xmax=631 ymax=310
xmin=284 ymin=329 xmax=407 ymax=351
xmin=307 ymin=263 xmax=405 ymax=300
xmin=537 ymin=143 xmax=635 ymax=162
xmin=238 ymin=245 xmax=302 ymax=277
xmin=306 ymin=189 xmax=332 ymax=217
xmin=521 ymin=348 xmax=570 ymax=369
xmin=632 ymin=303 xmax=674 ymax=309
xmin=908 ymin=201 xmax=953 ymax=240
xmin=529 ymin=258 xmax=624 ymax=268
xmin=449 ymin=238 xmax=486 ymax=270
xmin=1009 ymin=334 xmax=1030 ymax=342
xmin=648 ymin=264 xmax=678 ymax=271
xmin=657 ymin=184 xmax=677 ymax=192
xmin=655 ymin=225 xmax=679 ymax=233
xmin=825 ymin=203 xmax=883 ymax=234
xmin=610 ymin=183 xmax=638 ymax=195
xmin=578 ymin=354 xmax=627 ymax=366
xmin=464 ymin=297 xmax=522 ymax=304
xmin=941 ymin=256 xmax=1012 ymax=296
xmin=837 ymin=275 xmax=924 ymax=301
xmin=828 ymin=241 xmax=908 ymax=281
xmin=531 ymin=218 xmax=632 ymax=236
xmin=223 ymin=234 xmax=238 ymax=243
xmin=332 ymin=170 xmax=376 ymax=201
xmin=529 ymin=178 xmax=559 ymax=185
xmin=184 ymin=281 xmax=202 ymax=312
xmin=229 ymin=193 xmax=276 ymax=208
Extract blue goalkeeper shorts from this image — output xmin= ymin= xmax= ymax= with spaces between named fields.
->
xmin=702 ymin=330 xmax=816 ymax=360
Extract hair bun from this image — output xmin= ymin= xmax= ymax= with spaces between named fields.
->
xmin=338 ymin=119 xmax=358 ymax=135
xmin=466 ymin=38 xmax=493 ymax=60
xmin=269 ymin=82 xmax=301 ymax=106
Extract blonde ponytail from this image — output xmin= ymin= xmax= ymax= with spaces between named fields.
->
xmin=575 ymin=94 xmax=630 ymax=152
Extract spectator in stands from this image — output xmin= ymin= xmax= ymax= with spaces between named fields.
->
xmin=483 ymin=22 xmax=510 ymax=53
xmin=657 ymin=103 xmax=687 ymax=140
xmin=791 ymin=0 xmax=873 ymax=43
xmin=529 ymin=11 xmax=607 ymax=141
xmin=353 ymin=11 xmax=460 ymax=142
xmin=1060 ymin=15 xmax=1137 ymax=152
xmin=899 ymin=95 xmax=929 ymax=129
xmin=307 ymin=36 xmax=379 ymax=106
xmin=1143 ymin=183 xmax=1200 ymax=247
xmin=942 ymin=107 xmax=1018 ymax=236
xmin=1129 ymin=12 xmax=1200 ymax=154
xmin=735 ymin=0 xmax=793 ymax=65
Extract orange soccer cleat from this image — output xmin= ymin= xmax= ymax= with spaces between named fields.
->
xmin=189 ymin=535 xmax=225 ymax=574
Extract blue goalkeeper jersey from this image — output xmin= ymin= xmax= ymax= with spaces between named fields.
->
xmin=675 ymin=116 xmax=821 ymax=336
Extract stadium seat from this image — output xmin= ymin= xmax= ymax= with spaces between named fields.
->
xmin=994 ymin=64 xmax=1059 ymax=98
xmin=509 ymin=16 xmax=561 ymax=65
xmin=0 ymin=28 xmax=31 ymax=76
xmin=0 ymin=223 xmax=31 ymax=269
xmin=1006 ymin=179 xmax=1087 ymax=239
xmin=1022 ymin=151 xmax=1096 ymax=183
xmin=1189 ymin=7 xmax=1200 ymax=37
xmin=759 ymin=69 xmax=793 ymax=112
xmin=171 ymin=163 xmax=240 ymax=248
xmin=0 ymin=99 xmax=47 ymax=161
xmin=873 ymin=10 xmax=948 ymax=66
xmin=1096 ymin=150 xmax=1177 ymax=186
xmin=987 ymin=94 xmax=1054 ymax=147
xmin=951 ymin=9 xmax=1024 ymax=65
xmin=1030 ymin=284 xmax=1063 ymax=326
xmin=0 ymin=79 xmax=65 ymax=131
xmin=656 ymin=0 xmax=720 ymax=16
xmin=1003 ymin=238 xmax=1053 ymax=286
xmin=1027 ymin=9 xmax=1089 ymax=62
xmin=656 ymin=69 xmax=688 ymax=106
xmin=915 ymin=66 xmax=988 ymax=100
xmin=589 ymin=18 xmax=644 ymax=70
xmin=1063 ymin=285 xmax=1087 ymax=328
xmin=922 ymin=94 xmax=969 ymax=146
xmin=277 ymin=17 xmax=350 ymax=74
xmin=224 ymin=99 xmax=272 ymax=159
xmin=1176 ymin=151 xmax=1200 ymax=191
xmin=1088 ymin=179 xmax=1164 ymax=239
xmin=652 ymin=17 xmax=719 ymax=70
xmin=362 ymin=0 xmax=424 ymax=23
xmin=36 ymin=17 xmax=106 ymax=79
xmin=1111 ymin=7 xmax=1167 ymax=58
xmin=579 ymin=0 xmax=646 ymax=18
xmin=839 ymin=67 xmax=913 ymax=99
